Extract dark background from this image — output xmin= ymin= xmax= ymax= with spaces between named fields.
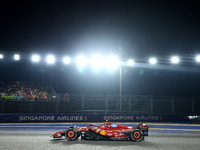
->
xmin=0 ymin=0 xmax=200 ymax=96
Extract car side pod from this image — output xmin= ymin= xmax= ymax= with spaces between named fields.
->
xmin=130 ymin=129 xmax=144 ymax=142
xmin=65 ymin=128 xmax=78 ymax=141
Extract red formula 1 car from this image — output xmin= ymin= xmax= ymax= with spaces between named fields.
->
xmin=52 ymin=122 xmax=149 ymax=142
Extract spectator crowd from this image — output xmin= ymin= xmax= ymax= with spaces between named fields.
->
xmin=0 ymin=81 xmax=50 ymax=101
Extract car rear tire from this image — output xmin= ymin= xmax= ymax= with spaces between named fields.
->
xmin=131 ymin=129 xmax=144 ymax=142
xmin=65 ymin=128 xmax=78 ymax=141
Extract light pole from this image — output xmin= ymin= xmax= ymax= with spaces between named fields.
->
xmin=119 ymin=46 xmax=122 ymax=114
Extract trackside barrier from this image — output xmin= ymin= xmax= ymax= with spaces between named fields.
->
xmin=0 ymin=114 xmax=193 ymax=123
xmin=1 ymin=95 xmax=200 ymax=115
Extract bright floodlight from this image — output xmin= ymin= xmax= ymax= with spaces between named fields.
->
xmin=90 ymin=55 xmax=104 ymax=68
xmin=14 ymin=54 xmax=20 ymax=60
xmin=195 ymin=55 xmax=200 ymax=62
xmin=32 ymin=55 xmax=40 ymax=62
xmin=76 ymin=56 xmax=87 ymax=66
xmin=63 ymin=57 xmax=71 ymax=64
xmin=171 ymin=56 xmax=179 ymax=64
xmin=0 ymin=54 xmax=3 ymax=59
xmin=106 ymin=56 xmax=119 ymax=69
xmin=46 ymin=55 xmax=55 ymax=64
xmin=149 ymin=58 xmax=157 ymax=64
xmin=127 ymin=59 xmax=134 ymax=65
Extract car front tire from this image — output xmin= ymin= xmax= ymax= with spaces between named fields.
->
xmin=65 ymin=128 xmax=78 ymax=141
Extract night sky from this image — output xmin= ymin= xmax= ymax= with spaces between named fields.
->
xmin=0 ymin=0 xmax=200 ymax=96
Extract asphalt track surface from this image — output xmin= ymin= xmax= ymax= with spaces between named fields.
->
xmin=0 ymin=123 xmax=200 ymax=150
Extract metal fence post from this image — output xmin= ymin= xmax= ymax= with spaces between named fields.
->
xmin=105 ymin=95 xmax=108 ymax=114
xmin=0 ymin=101 xmax=1 ymax=113
xmin=172 ymin=97 xmax=174 ymax=114
xmin=2 ymin=98 xmax=4 ymax=113
xmin=129 ymin=95 xmax=131 ymax=114
xmin=29 ymin=101 xmax=32 ymax=114
xmin=1 ymin=97 xmax=3 ymax=113
xmin=192 ymin=98 xmax=194 ymax=115
xmin=117 ymin=96 xmax=119 ymax=114
xmin=56 ymin=99 xmax=60 ymax=114
xmin=150 ymin=96 xmax=153 ymax=114
xmin=81 ymin=94 xmax=84 ymax=114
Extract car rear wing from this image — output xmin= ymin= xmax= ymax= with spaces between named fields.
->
xmin=136 ymin=123 xmax=149 ymax=136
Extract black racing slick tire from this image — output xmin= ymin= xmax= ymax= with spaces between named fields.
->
xmin=65 ymin=128 xmax=78 ymax=141
xmin=131 ymin=129 xmax=144 ymax=142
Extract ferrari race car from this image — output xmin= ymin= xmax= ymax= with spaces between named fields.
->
xmin=52 ymin=122 xmax=149 ymax=142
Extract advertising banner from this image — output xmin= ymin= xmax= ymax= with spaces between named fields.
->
xmin=0 ymin=114 xmax=191 ymax=123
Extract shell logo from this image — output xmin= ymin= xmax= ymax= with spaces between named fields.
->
xmin=100 ymin=130 xmax=106 ymax=135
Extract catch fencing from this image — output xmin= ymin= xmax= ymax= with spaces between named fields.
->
xmin=0 ymin=94 xmax=200 ymax=115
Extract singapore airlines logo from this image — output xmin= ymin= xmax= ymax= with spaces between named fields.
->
xmin=84 ymin=116 xmax=88 ymax=121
